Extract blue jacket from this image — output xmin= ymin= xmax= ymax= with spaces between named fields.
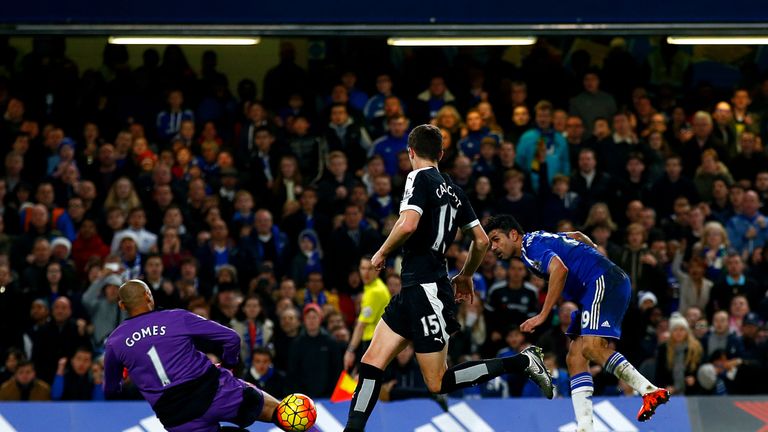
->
xmin=156 ymin=109 xmax=194 ymax=142
xmin=726 ymin=213 xmax=768 ymax=256
xmin=457 ymin=128 xmax=501 ymax=160
xmin=372 ymin=134 xmax=408 ymax=176
xmin=516 ymin=128 xmax=570 ymax=192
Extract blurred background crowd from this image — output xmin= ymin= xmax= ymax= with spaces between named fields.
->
xmin=0 ymin=36 xmax=766 ymax=403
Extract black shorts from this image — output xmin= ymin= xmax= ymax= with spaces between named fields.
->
xmin=381 ymin=278 xmax=460 ymax=353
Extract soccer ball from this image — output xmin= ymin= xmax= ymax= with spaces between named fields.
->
xmin=276 ymin=393 xmax=317 ymax=432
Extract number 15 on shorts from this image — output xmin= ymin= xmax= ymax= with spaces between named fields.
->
xmin=421 ymin=314 xmax=440 ymax=336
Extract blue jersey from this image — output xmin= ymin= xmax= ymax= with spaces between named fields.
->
xmin=520 ymin=231 xmax=617 ymax=302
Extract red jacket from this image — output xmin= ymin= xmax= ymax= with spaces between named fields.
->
xmin=72 ymin=234 xmax=110 ymax=274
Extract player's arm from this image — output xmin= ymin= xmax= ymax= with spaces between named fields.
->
xmin=183 ymin=311 xmax=241 ymax=367
xmin=371 ymin=209 xmax=420 ymax=270
xmin=102 ymin=342 xmax=123 ymax=398
xmin=521 ymin=255 xmax=568 ymax=333
xmin=452 ymin=224 xmax=489 ymax=303
xmin=565 ymin=231 xmax=598 ymax=249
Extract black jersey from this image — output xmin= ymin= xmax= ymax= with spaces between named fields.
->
xmin=399 ymin=166 xmax=479 ymax=286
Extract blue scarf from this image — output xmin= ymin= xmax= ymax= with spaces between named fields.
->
xmin=304 ymin=289 xmax=327 ymax=307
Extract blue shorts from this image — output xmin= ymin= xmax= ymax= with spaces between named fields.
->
xmin=566 ymin=268 xmax=631 ymax=340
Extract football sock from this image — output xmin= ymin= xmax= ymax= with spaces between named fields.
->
xmin=438 ymin=355 xmax=529 ymax=394
xmin=344 ymin=362 xmax=384 ymax=432
xmin=570 ymin=372 xmax=594 ymax=432
xmin=604 ymin=352 xmax=658 ymax=395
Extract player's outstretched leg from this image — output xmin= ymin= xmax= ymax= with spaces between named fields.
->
xmin=345 ymin=320 xmax=409 ymax=432
xmin=419 ymin=345 xmax=553 ymax=398
xmin=567 ymin=338 xmax=594 ymax=432
xmin=582 ymin=337 xmax=669 ymax=422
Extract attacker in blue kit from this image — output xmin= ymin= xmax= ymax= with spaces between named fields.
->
xmin=103 ymin=280 xmax=282 ymax=432
xmin=485 ymin=215 xmax=669 ymax=432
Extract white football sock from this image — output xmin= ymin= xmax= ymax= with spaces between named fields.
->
xmin=571 ymin=388 xmax=594 ymax=432
xmin=605 ymin=352 xmax=658 ymax=395
xmin=570 ymin=372 xmax=594 ymax=432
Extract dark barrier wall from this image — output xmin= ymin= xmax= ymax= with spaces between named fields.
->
xmin=2 ymin=0 xmax=768 ymax=24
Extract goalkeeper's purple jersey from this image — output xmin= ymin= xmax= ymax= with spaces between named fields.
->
xmin=103 ymin=309 xmax=240 ymax=406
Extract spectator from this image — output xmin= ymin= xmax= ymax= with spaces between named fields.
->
xmin=412 ymin=76 xmax=456 ymax=124
xmin=327 ymin=204 xmax=381 ymax=290
xmin=51 ymin=347 xmax=103 ymax=401
xmin=495 ymin=169 xmax=537 ymax=231
xmin=370 ymin=96 xmax=405 ymax=141
xmin=729 ymin=131 xmax=768 ymax=188
xmin=287 ymin=303 xmax=343 ymax=398
xmin=297 ymin=271 xmax=339 ymax=313
xmin=710 ymin=103 xmax=736 ymax=157
xmin=372 ymin=115 xmax=409 ymax=177
xmin=339 ymin=71 xmax=368 ymax=112
xmin=691 ymin=221 xmax=730 ymax=281
xmin=103 ymin=177 xmax=141 ymax=214
xmin=287 ymin=116 xmax=322 ymax=183
xmin=516 ymin=100 xmax=570 ymax=192
xmin=316 ymin=151 xmax=358 ymax=216
xmin=485 ymin=259 xmax=538 ymax=335
xmin=110 ymin=207 xmax=157 ymax=255
xmin=242 ymin=347 xmax=287 ymax=398
xmin=271 ymin=155 xmax=304 ymax=219
xmin=728 ymin=295 xmax=751 ymax=336
xmin=458 ymin=109 xmax=502 ymax=160
xmin=156 ymin=89 xmax=194 ymax=143
xmin=655 ymin=313 xmax=704 ymax=395
xmin=571 ymin=148 xmax=614 ymax=220
xmin=322 ymin=103 xmax=371 ymax=174
xmin=673 ymin=249 xmax=712 ymax=314
xmin=239 ymin=209 xmax=289 ymax=279
xmin=726 ymin=190 xmax=768 ymax=259
xmin=367 ymin=175 xmax=395 ymax=227
xmin=195 ymin=218 xmax=238 ymax=287
xmin=32 ymin=297 xmax=89 ymax=384
xmin=0 ymin=361 xmax=50 ymax=401
xmin=245 ymin=126 xmax=283 ymax=202
xmin=569 ymin=69 xmax=617 ymax=137
xmin=82 ymin=274 xmax=125 ymax=351
xmin=363 ymin=73 xmax=396 ymax=122
xmin=272 ymin=307 xmax=301 ymax=371
xmin=709 ymin=178 xmax=735 ymax=225
xmin=649 ymin=155 xmax=699 ymax=219
xmin=289 ymin=230 xmax=323 ymax=288
xmin=142 ymin=254 xmax=180 ymax=310
xmin=233 ymin=296 xmax=274 ymax=369
xmin=681 ymin=111 xmax=728 ymax=178
xmin=701 ymin=311 xmax=744 ymax=360
xmin=694 ymin=149 xmax=733 ymax=203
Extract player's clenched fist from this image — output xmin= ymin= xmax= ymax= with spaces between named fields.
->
xmin=451 ymin=274 xmax=474 ymax=304
xmin=371 ymin=251 xmax=386 ymax=272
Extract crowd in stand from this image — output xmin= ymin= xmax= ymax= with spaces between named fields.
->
xmin=0 ymin=36 xmax=767 ymax=402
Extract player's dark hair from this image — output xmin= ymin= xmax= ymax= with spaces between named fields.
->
xmin=407 ymin=124 xmax=443 ymax=162
xmin=484 ymin=215 xmax=526 ymax=236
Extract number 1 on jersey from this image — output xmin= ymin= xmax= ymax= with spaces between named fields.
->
xmin=432 ymin=204 xmax=458 ymax=253
xmin=147 ymin=345 xmax=171 ymax=386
